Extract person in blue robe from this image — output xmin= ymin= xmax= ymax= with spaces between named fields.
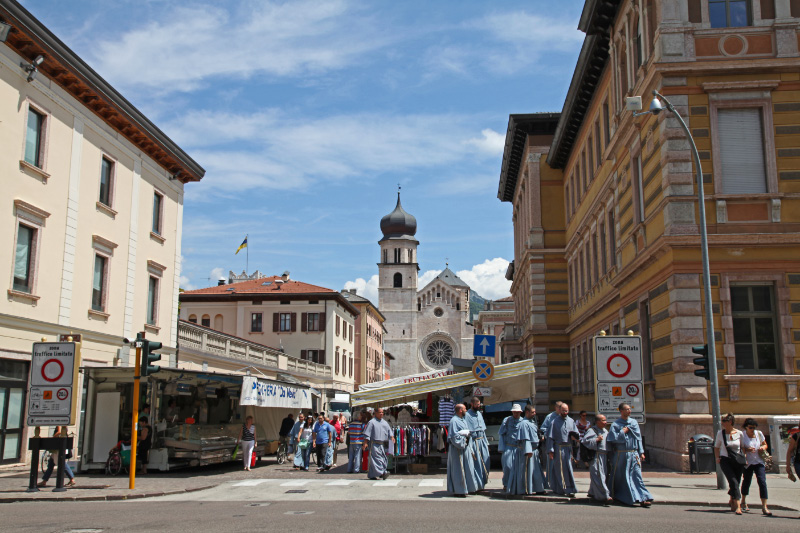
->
xmin=608 ymin=403 xmax=653 ymax=507
xmin=546 ymin=402 xmax=578 ymax=496
xmin=523 ymin=405 xmax=546 ymax=494
xmin=447 ymin=404 xmax=480 ymax=497
xmin=499 ymin=404 xmax=529 ymax=494
xmin=539 ymin=401 xmax=563 ymax=490
xmin=290 ymin=413 xmax=306 ymax=469
xmin=362 ymin=407 xmax=394 ymax=480
xmin=465 ymin=397 xmax=490 ymax=488
xmin=581 ymin=413 xmax=612 ymax=503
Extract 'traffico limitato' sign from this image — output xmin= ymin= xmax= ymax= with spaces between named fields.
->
xmin=240 ymin=376 xmax=311 ymax=409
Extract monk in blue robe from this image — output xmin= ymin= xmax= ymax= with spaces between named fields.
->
xmin=608 ymin=403 xmax=653 ymax=507
xmin=465 ymin=397 xmax=489 ymax=488
xmin=499 ymin=404 xmax=530 ymax=494
xmin=523 ymin=405 xmax=546 ymax=494
xmin=539 ymin=401 xmax=563 ymax=490
xmin=546 ymin=402 xmax=578 ymax=496
xmin=581 ymin=413 xmax=612 ymax=503
xmin=362 ymin=407 xmax=395 ymax=480
xmin=447 ymin=404 xmax=480 ymax=497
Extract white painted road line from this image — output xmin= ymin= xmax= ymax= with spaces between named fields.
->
xmin=373 ymin=480 xmax=399 ymax=487
xmin=418 ymin=480 xmax=444 ymax=487
xmin=325 ymin=480 xmax=354 ymax=486
xmin=280 ymin=480 xmax=312 ymax=486
xmin=232 ymin=479 xmax=270 ymax=487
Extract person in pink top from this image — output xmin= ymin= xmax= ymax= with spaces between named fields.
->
xmin=329 ymin=415 xmax=342 ymax=467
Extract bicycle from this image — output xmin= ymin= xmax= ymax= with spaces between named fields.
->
xmin=105 ymin=446 xmax=131 ymax=476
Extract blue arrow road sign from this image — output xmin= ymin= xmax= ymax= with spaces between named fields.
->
xmin=473 ymin=335 xmax=496 ymax=357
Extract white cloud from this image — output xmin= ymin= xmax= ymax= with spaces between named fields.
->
xmin=476 ymin=12 xmax=583 ymax=49
xmin=464 ymin=129 xmax=505 ymax=156
xmin=166 ymin=110 xmax=503 ymax=195
xmin=455 ymin=258 xmax=511 ymax=300
xmin=178 ymin=275 xmax=196 ymax=291
xmin=209 ymin=267 xmax=226 ymax=284
xmin=418 ymin=269 xmax=441 ymax=289
xmin=343 ymin=275 xmax=379 ymax=304
xmin=89 ymin=1 xmax=390 ymax=93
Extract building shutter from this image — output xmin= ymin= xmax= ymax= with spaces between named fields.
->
xmin=319 ymin=312 xmax=326 ymax=331
xmin=319 ymin=349 xmax=325 ymax=365
xmin=301 ymin=312 xmax=307 ymax=332
xmin=301 ymin=349 xmax=307 ymax=360
xmin=717 ymin=108 xmax=767 ymax=194
xmin=273 ymin=312 xmax=279 ymax=332
xmin=349 ymin=325 xmax=353 ymax=342
xmin=291 ymin=312 xmax=297 ymax=332
xmin=336 ymin=316 xmax=340 ymax=336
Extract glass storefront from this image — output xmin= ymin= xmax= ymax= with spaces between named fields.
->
xmin=0 ymin=359 xmax=29 ymax=463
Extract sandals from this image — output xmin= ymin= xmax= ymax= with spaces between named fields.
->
xmin=762 ymin=508 xmax=772 ymax=516
xmin=741 ymin=505 xmax=750 ymax=512
xmin=66 ymin=479 xmax=76 ymax=487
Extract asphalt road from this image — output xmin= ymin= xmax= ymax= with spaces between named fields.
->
xmin=4 ymin=500 xmax=799 ymax=532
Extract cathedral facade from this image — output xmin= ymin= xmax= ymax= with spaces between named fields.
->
xmin=378 ymin=193 xmax=474 ymax=378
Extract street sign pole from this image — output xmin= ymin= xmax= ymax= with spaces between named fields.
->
xmin=129 ymin=332 xmax=143 ymax=490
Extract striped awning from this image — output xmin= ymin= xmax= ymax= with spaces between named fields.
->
xmin=351 ymin=359 xmax=535 ymax=407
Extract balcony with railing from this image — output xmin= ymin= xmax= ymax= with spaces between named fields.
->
xmin=177 ymin=319 xmax=332 ymax=379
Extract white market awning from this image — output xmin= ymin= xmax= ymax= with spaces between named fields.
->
xmin=350 ymin=359 xmax=535 ymax=408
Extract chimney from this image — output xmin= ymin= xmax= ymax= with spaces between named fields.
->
xmin=349 ymin=289 xmax=357 ymax=294
xmin=217 ymin=277 xmax=226 ymax=286
xmin=281 ymin=271 xmax=290 ymax=282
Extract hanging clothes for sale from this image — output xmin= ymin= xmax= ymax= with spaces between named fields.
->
xmin=438 ymin=397 xmax=455 ymax=426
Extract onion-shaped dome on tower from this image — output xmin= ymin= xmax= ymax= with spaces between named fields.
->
xmin=380 ymin=192 xmax=417 ymax=240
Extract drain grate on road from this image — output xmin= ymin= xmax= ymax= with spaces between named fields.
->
xmin=285 ymin=489 xmax=308 ymax=494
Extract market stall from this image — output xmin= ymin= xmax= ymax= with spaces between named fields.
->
xmin=350 ymin=359 xmax=535 ymax=473
xmin=78 ymin=367 xmax=311 ymax=472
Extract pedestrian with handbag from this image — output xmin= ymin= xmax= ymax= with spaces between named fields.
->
xmin=298 ymin=417 xmax=314 ymax=471
xmin=38 ymin=426 xmax=76 ymax=487
xmin=714 ymin=412 xmax=745 ymax=515
xmin=237 ymin=415 xmax=257 ymax=472
xmin=739 ymin=418 xmax=772 ymax=516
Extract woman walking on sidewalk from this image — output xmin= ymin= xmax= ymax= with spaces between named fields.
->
xmin=298 ymin=417 xmax=314 ymax=471
xmin=740 ymin=418 xmax=771 ymax=516
xmin=237 ymin=415 xmax=257 ymax=471
xmin=714 ymin=413 xmax=744 ymax=515
xmin=38 ymin=426 xmax=76 ymax=487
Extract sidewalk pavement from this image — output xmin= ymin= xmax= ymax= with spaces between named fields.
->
xmin=1 ymin=454 xmax=798 ymax=510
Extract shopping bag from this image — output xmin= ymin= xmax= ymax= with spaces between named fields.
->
xmin=251 ymin=450 xmax=257 ymax=467
xmin=232 ymin=444 xmax=239 ymax=460
xmin=299 ymin=438 xmax=309 ymax=449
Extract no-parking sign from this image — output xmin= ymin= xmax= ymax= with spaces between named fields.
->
xmin=594 ymin=335 xmax=646 ymax=423
xmin=28 ymin=341 xmax=80 ymax=425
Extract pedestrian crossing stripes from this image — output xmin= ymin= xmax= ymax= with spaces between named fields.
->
xmin=232 ymin=478 xmax=448 ymax=489
xmin=418 ymin=480 xmax=444 ymax=487
xmin=280 ymin=480 xmax=312 ymax=486
xmin=232 ymin=479 xmax=270 ymax=487
xmin=325 ymin=480 xmax=354 ymax=486
xmin=372 ymin=480 xmax=399 ymax=487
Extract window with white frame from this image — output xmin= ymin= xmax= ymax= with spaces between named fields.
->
xmin=24 ymin=106 xmax=46 ymax=168
xmin=146 ymin=276 xmax=159 ymax=326
xmin=716 ymin=108 xmax=768 ymax=194
xmin=152 ymin=191 xmax=164 ymax=235
xmin=91 ymin=254 xmax=108 ymax=312
xmin=99 ymin=157 xmax=114 ymax=207
xmin=13 ymin=223 xmax=36 ymax=293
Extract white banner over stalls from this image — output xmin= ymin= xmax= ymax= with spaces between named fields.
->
xmin=240 ymin=377 xmax=312 ymax=410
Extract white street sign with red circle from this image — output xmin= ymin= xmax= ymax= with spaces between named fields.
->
xmin=626 ymin=384 xmax=640 ymax=397
xmin=29 ymin=342 xmax=79 ymax=425
xmin=607 ymin=353 xmax=632 ymax=378
xmin=594 ymin=335 xmax=646 ymax=423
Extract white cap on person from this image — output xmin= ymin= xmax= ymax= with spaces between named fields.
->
xmin=511 ymin=403 xmax=523 ymax=412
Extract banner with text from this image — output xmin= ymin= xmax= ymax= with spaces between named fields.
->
xmin=240 ymin=376 xmax=311 ymax=410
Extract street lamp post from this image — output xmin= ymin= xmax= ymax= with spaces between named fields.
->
xmin=633 ymin=90 xmax=724 ymax=489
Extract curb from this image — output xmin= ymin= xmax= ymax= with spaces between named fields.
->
xmin=482 ymin=490 xmax=797 ymax=512
xmin=0 ymin=484 xmax=215 ymax=504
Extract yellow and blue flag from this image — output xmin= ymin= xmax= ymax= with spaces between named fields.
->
xmin=235 ymin=236 xmax=248 ymax=255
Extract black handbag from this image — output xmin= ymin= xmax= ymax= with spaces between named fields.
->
xmin=723 ymin=431 xmax=746 ymax=465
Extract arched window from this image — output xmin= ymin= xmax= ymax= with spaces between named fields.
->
xmin=383 ymin=249 xmax=388 ymax=263
xmin=201 ymin=314 xmax=211 ymax=327
xmin=393 ymin=272 xmax=403 ymax=288
xmin=188 ymin=314 xmax=197 ymax=323
xmin=214 ymin=314 xmax=223 ymax=330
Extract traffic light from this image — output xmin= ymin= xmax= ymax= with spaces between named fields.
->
xmin=141 ymin=339 xmax=163 ymax=377
xmin=692 ymin=344 xmax=710 ymax=380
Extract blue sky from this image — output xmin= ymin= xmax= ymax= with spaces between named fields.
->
xmin=21 ymin=0 xmax=585 ymax=302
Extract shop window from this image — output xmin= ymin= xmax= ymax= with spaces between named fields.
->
xmin=251 ymin=312 xmax=262 ymax=333
xmin=731 ymin=285 xmax=780 ymax=373
xmin=709 ymin=0 xmax=752 ymax=28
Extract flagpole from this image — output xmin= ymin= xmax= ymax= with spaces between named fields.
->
xmin=246 ymin=234 xmax=249 ymax=274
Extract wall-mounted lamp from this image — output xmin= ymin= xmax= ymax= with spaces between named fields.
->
xmin=21 ymin=54 xmax=44 ymax=82
xmin=0 ymin=21 xmax=12 ymax=43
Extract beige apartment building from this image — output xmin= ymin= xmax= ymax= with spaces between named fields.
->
xmin=179 ymin=273 xmax=358 ymax=393
xmin=341 ymin=288 xmax=387 ymax=389
xmin=0 ymin=1 xmax=204 ymax=464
